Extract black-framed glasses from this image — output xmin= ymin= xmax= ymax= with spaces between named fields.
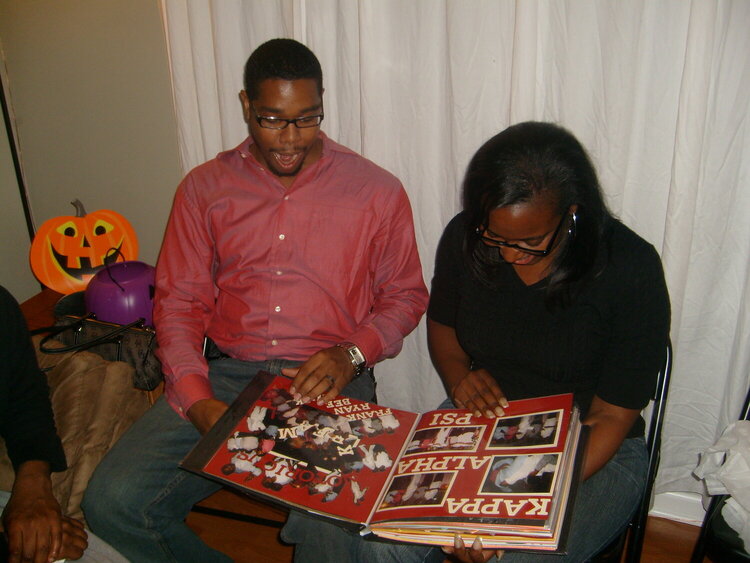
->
xmin=475 ymin=214 xmax=569 ymax=257
xmin=251 ymin=105 xmax=324 ymax=130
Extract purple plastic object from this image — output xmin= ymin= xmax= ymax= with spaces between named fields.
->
xmin=85 ymin=261 xmax=156 ymax=327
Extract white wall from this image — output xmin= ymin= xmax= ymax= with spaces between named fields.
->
xmin=0 ymin=94 xmax=38 ymax=301
xmin=0 ymin=0 xmax=182 ymax=303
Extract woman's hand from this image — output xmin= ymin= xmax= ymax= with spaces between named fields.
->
xmin=450 ymin=368 xmax=508 ymax=418
xmin=442 ymin=535 xmax=504 ymax=562
xmin=427 ymin=319 xmax=507 ymax=418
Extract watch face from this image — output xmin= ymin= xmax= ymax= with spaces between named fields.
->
xmin=338 ymin=342 xmax=365 ymax=366
xmin=349 ymin=345 xmax=366 ymax=366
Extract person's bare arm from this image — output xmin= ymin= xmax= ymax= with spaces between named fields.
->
xmin=428 ymin=319 xmax=508 ymax=418
xmin=581 ymin=396 xmax=640 ymax=479
xmin=187 ymin=398 xmax=229 ymax=435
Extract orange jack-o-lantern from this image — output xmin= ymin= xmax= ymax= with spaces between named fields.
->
xmin=30 ymin=199 xmax=139 ymax=294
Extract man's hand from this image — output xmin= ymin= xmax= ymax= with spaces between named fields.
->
xmin=450 ymin=368 xmax=508 ymax=418
xmin=2 ymin=461 xmax=68 ymax=563
xmin=442 ymin=535 xmax=504 ymax=563
xmin=187 ymin=398 xmax=229 ymax=435
xmin=283 ymin=346 xmax=355 ymax=405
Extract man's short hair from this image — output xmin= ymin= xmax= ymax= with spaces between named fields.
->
xmin=243 ymin=38 xmax=323 ymax=100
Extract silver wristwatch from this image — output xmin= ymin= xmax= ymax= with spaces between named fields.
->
xmin=336 ymin=342 xmax=366 ymax=377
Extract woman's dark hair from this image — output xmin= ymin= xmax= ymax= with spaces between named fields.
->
xmin=243 ymin=38 xmax=323 ymax=100
xmin=462 ymin=121 xmax=612 ymax=306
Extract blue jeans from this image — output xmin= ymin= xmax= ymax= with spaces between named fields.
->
xmin=281 ymin=405 xmax=648 ymax=563
xmin=81 ymin=358 xmax=374 ymax=563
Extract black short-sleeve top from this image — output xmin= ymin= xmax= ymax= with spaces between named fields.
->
xmin=427 ymin=212 xmax=671 ymax=438
xmin=0 ymin=286 xmax=66 ymax=472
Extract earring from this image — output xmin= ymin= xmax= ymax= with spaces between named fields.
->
xmin=568 ymin=213 xmax=577 ymax=237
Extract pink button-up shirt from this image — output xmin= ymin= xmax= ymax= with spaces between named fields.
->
xmin=154 ymin=133 xmax=428 ymax=416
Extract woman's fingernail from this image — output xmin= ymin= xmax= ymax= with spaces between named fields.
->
xmin=472 ymin=536 xmax=483 ymax=550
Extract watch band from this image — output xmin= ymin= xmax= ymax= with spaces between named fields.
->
xmin=336 ymin=342 xmax=366 ymax=377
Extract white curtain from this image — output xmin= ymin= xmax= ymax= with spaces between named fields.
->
xmin=160 ymin=0 xmax=750 ymax=501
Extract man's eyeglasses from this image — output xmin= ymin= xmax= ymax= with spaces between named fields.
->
xmin=475 ymin=214 xmax=568 ymax=257
xmin=251 ymin=106 xmax=324 ymax=130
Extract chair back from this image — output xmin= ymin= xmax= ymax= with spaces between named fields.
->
xmin=593 ymin=341 xmax=673 ymax=563
xmin=624 ymin=340 xmax=673 ymax=563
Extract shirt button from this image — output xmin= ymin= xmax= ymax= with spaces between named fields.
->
xmin=276 ymin=270 xmax=283 ymax=276
xmin=278 ymin=234 xmax=285 ymax=240
xmin=271 ymin=339 xmax=278 ymax=346
xmin=284 ymin=195 xmax=290 ymax=200
xmin=274 ymin=306 xmax=281 ymax=312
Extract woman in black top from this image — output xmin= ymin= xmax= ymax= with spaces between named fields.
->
xmin=427 ymin=122 xmax=671 ymax=562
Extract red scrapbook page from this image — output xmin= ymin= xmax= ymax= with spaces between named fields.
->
xmin=184 ymin=371 xmax=419 ymax=526
xmin=366 ymin=394 xmax=584 ymax=550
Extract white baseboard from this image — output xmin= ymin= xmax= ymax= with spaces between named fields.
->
xmin=650 ymin=492 xmax=706 ymax=525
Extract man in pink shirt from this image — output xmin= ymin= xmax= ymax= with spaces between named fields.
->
xmin=82 ymin=38 xmax=428 ymax=562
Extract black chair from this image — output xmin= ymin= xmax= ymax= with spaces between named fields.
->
xmin=593 ymin=341 xmax=673 ymax=563
xmin=690 ymin=384 xmax=750 ymax=563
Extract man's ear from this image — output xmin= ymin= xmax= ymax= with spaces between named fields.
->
xmin=239 ymin=90 xmax=251 ymax=122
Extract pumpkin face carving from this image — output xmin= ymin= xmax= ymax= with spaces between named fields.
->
xmin=30 ymin=199 xmax=139 ymax=294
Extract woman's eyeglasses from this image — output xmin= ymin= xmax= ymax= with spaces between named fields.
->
xmin=475 ymin=214 xmax=568 ymax=257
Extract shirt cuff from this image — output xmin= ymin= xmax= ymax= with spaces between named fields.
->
xmin=165 ymin=372 xmax=214 ymax=420
xmin=348 ymin=326 xmax=384 ymax=367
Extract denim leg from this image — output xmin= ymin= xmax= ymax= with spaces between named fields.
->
xmin=82 ymin=359 xmax=299 ymax=563
xmin=354 ymin=536 xmax=444 ymax=563
xmin=280 ymin=516 xmax=443 ymax=563
xmin=81 ymin=395 xmax=227 ymax=563
xmin=282 ymin=518 xmax=361 ymax=563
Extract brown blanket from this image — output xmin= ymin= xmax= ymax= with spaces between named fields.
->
xmin=0 ymin=336 xmax=149 ymax=521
